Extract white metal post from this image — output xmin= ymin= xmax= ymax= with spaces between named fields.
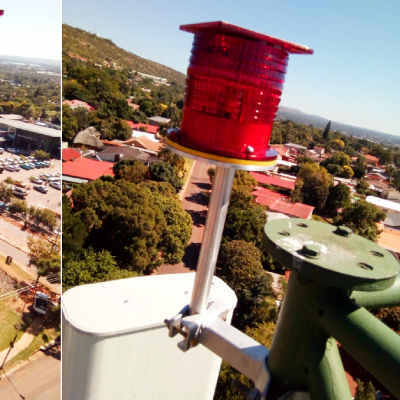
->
xmin=189 ymin=165 xmax=235 ymax=315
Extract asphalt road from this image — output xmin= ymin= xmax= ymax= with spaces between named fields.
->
xmin=0 ymin=353 xmax=60 ymax=400
xmin=0 ymin=218 xmax=28 ymax=248
xmin=0 ymin=152 xmax=61 ymax=214
xmin=156 ymin=161 xmax=211 ymax=274
xmin=0 ymin=240 xmax=29 ymax=267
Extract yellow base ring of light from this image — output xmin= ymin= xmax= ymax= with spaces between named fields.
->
xmin=166 ymin=137 xmax=277 ymax=168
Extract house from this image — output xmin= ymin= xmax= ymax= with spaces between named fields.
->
xmin=363 ymin=154 xmax=379 ymax=167
xmin=62 ymin=157 xmax=114 ymax=182
xmin=0 ymin=114 xmax=24 ymax=121
xmin=126 ymin=99 xmax=140 ymax=110
xmin=383 ymin=189 xmax=400 ymax=202
xmin=284 ymin=143 xmax=307 ymax=154
xmin=124 ymin=136 xmax=164 ymax=154
xmin=148 ymin=116 xmax=171 ymax=127
xmin=62 ymin=100 xmax=95 ymax=112
xmin=250 ymin=172 xmax=296 ymax=190
xmin=252 ymin=187 xmax=314 ymax=219
xmin=73 ymin=127 xmax=103 ymax=150
xmin=131 ymin=123 xmax=159 ymax=135
xmin=97 ymin=146 xmax=160 ymax=164
xmin=313 ymin=147 xmax=325 ymax=156
xmin=270 ymin=145 xmax=288 ymax=159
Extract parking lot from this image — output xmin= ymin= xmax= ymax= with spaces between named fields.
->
xmin=0 ymin=151 xmax=61 ymax=214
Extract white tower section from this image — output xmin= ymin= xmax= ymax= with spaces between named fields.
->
xmin=62 ymin=273 xmax=237 ymax=400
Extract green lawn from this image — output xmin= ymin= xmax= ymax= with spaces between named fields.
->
xmin=0 ymin=255 xmax=34 ymax=282
xmin=4 ymin=327 xmax=58 ymax=372
xmin=182 ymin=158 xmax=195 ymax=186
xmin=0 ymin=301 xmax=34 ymax=352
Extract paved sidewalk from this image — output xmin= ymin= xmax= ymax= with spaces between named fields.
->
xmin=0 ymin=316 xmax=44 ymax=365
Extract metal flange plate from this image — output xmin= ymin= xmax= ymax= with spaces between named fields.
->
xmin=262 ymin=219 xmax=400 ymax=292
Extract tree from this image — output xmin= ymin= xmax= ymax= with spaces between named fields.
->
xmin=139 ymin=181 xmax=176 ymax=198
xmin=0 ymin=182 xmax=13 ymax=203
xmin=9 ymin=199 xmax=28 ymax=215
xmin=62 ymin=195 xmax=88 ymax=262
xmin=95 ymin=91 xmax=131 ymax=119
xmin=325 ymin=164 xmax=343 ymax=176
xmin=325 ymin=183 xmax=351 ymax=213
xmin=323 ymin=121 xmax=331 ymax=140
xmin=62 ymin=104 xmax=78 ymax=141
xmin=339 ymin=200 xmax=386 ymax=241
xmin=158 ymin=148 xmax=185 ymax=171
xmin=119 ymin=163 xmax=149 ymax=184
xmin=369 ymin=147 xmax=393 ymax=166
xmin=321 ymin=152 xmax=351 ymax=168
xmin=207 ymin=167 xmax=216 ymax=183
xmin=331 ymin=139 xmax=345 ymax=150
xmin=219 ymin=240 xmax=276 ymax=329
xmin=63 ymin=248 xmax=138 ymax=290
xmin=34 ymin=150 xmax=50 ymax=160
xmin=340 ymin=165 xmax=354 ymax=179
xmin=99 ymin=117 xmax=132 ymax=140
xmin=71 ymin=179 xmax=167 ymax=271
xmin=291 ymin=163 xmax=332 ymax=211
xmin=354 ymin=380 xmax=376 ymax=400
xmin=27 ymin=234 xmax=60 ymax=267
xmin=149 ymin=162 xmax=183 ymax=193
xmin=113 ymin=159 xmax=145 ymax=180
xmin=37 ymin=254 xmax=60 ymax=277
xmin=355 ymin=180 xmax=370 ymax=195
xmin=353 ymin=156 xmax=367 ymax=179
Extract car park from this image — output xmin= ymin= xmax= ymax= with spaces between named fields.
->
xmin=33 ymin=185 xmax=48 ymax=193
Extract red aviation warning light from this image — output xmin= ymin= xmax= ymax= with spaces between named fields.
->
xmin=167 ymin=21 xmax=313 ymax=170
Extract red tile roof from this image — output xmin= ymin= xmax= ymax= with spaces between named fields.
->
xmin=269 ymin=200 xmax=314 ymax=219
xmin=270 ymin=145 xmax=288 ymax=157
xmin=62 ymin=157 xmax=114 ymax=181
xmin=250 ymin=172 xmax=296 ymax=190
xmin=62 ymin=99 xmax=95 ymax=111
xmin=62 ymin=148 xmax=81 ymax=161
xmin=252 ymin=187 xmax=290 ymax=207
xmin=131 ymin=123 xmax=159 ymax=134
xmin=364 ymin=154 xmax=379 ymax=163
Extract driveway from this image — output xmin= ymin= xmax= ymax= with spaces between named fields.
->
xmin=156 ymin=161 xmax=211 ymax=275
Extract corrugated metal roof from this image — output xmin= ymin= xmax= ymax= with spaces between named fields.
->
xmin=0 ymin=119 xmax=61 ymax=138
xmin=366 ymin=196 xmax=400 ymax=212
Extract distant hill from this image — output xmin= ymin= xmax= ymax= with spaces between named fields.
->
xmin=62 ymin=24 xmax=187 ymax=86
xmin=277 ymin=106 xmax=400 ymax=146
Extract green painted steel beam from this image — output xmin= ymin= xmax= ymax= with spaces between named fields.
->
xmin=315 ymin=294 xmax=400 ymax=398
xmin=351 ymin=273 xmax=400 ymax=309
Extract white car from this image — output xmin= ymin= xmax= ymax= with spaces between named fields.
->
xmin=31 ymin=177 xmax=44 ymax=184
xmin=40 ymin=174 xmax=52 ymax=181
xmin=49 ymin=181 xmax=61 ymax=190
xmin=4 ymin=164 xmax=16 ymax=172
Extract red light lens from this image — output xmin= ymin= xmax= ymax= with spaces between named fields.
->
xmin=177 ymin=31 xmax=290 ymax=161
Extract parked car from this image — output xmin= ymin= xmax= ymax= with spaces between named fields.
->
xmin=33 ymin=185 xmax=48 ymax=193
xmin=49 ymin=181 xmax=61 ymax=190
xmin=31 ymin=177 xmax=44 ymax=184
xmin=40 ymin=174 xmax=52 ymax=181
xmin=12 ymin=187 xmax=27 ymax=198
xmin=0 ymin=148 xmax=4 ymax=154
xmin=4 ymin=165 xmax=16 ymax=172
xmin=28 ymin=163 xmax=35 ymax=169
xmin=53 ymin=172 xmax=61 ymax=178
xmin=13 ymin=165 xmax=20 ymax=171
xmin=14 ymin=180 xmax=26 ymax=188
xmin=21 ymin=164 xmax=31 ymax=170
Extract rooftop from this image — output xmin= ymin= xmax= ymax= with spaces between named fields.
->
xmin=62 ymin=148 xmax=81 ymax=162
xmin=250 ymin=172 xmax=296 ymax=190
xmin=131 ymin=123 xmax=159 ymax=134
xmin=366 ymin=196 xmax=400 ymax=213
xmin=62 ymin=157 xmax=114 ymax=181
xmin=0 ymin=119 xmax=61 ymax=138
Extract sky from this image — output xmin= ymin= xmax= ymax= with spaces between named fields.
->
xmin=63 ymin=0 xmax=400 ymax=136
xmin=0 ymin=0 xmax=61 ymax=60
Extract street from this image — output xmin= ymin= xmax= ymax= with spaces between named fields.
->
xmin=156 ymin=161 xmax=211 ymax=274
xmin=0 ymin=218 xmax=29 ymax=248
xmin=0 ymin=240 xmax=29 ymax=267
xmin=0 ymin=353 xmax=60 ymax=400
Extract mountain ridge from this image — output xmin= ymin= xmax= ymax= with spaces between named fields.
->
xmin=62 ymin=24 xmax=187 ymax=86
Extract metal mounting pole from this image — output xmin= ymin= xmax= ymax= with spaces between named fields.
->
xmin=189 ymin=165 xmax=235 ymax=315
